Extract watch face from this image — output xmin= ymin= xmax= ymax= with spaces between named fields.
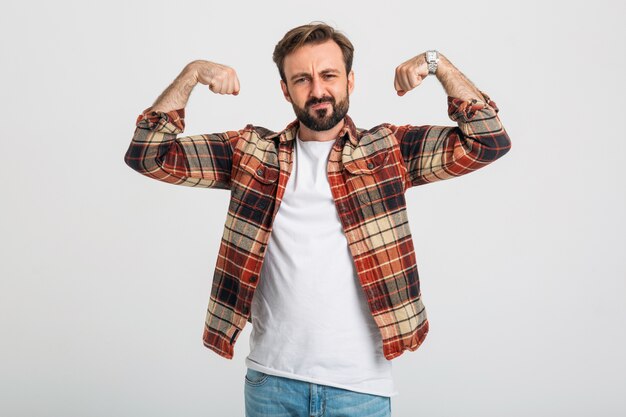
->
xmin=426 ymin=51 xmax=437 ymax=62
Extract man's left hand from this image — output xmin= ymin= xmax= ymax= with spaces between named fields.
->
xmin=394 ymin=52 xmax=430 ymax=96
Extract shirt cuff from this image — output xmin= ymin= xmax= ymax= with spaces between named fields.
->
xmin=135 ymin=107 xmax=185 ymax=133
xmin=447 ymin=90 xmax=499 ymax=122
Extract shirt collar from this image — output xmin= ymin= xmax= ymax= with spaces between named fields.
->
xmin=266 ymin=114 xmax=359 ymax=147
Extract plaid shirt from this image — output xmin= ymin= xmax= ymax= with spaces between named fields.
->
xmin=124 ymin=92 xmax=511 ymax=360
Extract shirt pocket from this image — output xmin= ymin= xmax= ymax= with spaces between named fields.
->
xmin=343 ymin=144 xmax=407 ymax=224
xmin=228 ymin=151 xmax=279 ymax=227
xmin=237 ymin=152 xmax=279 ymax=185
xmin=343 ymin=148 xmax=389 ymax=175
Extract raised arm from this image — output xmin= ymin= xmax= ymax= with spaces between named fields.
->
xmin=390 ymin=51 xmax=511 ymax=188
xmin=123 ymin=61 xmax=242 ymax=189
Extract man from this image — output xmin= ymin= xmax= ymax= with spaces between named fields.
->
xmin=124 ymin=23 xmax=511 ymax=417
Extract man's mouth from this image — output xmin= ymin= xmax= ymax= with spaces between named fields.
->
xmin=310 ymin=102 xmax=330 ymax=110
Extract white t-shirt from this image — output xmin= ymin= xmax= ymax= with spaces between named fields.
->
xmin=245 ymin=132 xmax=398 ymax=397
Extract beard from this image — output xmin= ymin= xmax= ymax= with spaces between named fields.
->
xmin=290 ymin=89 xmax=350 ymax=132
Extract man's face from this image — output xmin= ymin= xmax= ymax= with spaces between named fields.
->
xmin=280 ymin=40 xmax=355 ymax=131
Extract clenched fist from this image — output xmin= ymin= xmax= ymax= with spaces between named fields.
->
xmin=150 ymin=60 xmax=242 ymax=113
xmin=190 ymin=60 xmax=241 ymax=95
xmin=394 ymin=52 xmax=432 ymax=96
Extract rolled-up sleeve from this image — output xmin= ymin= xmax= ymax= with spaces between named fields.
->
xmin=124 ymin=107 xmax=240 ymax=190
xmin=385 ymin=91 xmax=512 ymax=189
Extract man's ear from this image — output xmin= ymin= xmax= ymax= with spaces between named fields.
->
xmin=280 ymin=80 xmax=292 ymax=103
xmin=348 ymin=70 xmax=355 ymax=95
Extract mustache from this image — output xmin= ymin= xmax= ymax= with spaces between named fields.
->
xmin=306 ymin=96 xmax=335 ymax=108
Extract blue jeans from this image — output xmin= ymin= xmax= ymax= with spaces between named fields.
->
xmin=244 ymin=368 xmax=392 ymax=417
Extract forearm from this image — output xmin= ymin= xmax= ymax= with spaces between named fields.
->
xmin=435 ymin=54 xmax=484 ymax=102
xmin=392 ymin=50 xmax=511 ymax=188
xmin=150 ymin=62 xmax=200 ymax=113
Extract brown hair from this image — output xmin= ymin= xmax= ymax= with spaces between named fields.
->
xmin=273 ymin=22 xmax=354 ymax=83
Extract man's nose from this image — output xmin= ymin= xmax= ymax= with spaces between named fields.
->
xmin=310 ymin=76 xmax=325 ymax=98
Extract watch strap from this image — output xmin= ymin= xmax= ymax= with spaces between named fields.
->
xmin=426 ymin=50 xmax=439 ymax=75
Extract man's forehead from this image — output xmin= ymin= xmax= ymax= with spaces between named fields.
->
xmin=283 ymin=40 xmax=345 ymax=75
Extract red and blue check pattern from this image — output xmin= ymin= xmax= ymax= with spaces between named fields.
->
xmin=124 ymin=92 xmax=511 ymax=360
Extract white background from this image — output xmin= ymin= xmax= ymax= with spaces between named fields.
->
xmin=1 ymin=0 xmax=625 ymax=416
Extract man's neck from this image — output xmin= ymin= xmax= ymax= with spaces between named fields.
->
xmin=297 ymin=119 xmax=345 ymax=142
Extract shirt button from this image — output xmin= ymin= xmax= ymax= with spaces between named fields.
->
xmin=256 ymin=168 xmax=264 ymax=176
xmin=367 ymin=162 xmax=374 ymax=169
xmin=259 ymin=246 xmax=265 ymax=253
xmin=249 ymin=275 xmax=257 ymax=283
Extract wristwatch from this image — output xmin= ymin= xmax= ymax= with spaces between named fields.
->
xmin=426 ymin=50 xmax=439 ymax=75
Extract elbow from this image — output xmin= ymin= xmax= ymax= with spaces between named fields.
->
xmin=495 ymin=129 xmax=512 ymax=160
xmin=123 ymin=149 xmax=139 ymax=173
xmin=124 ymin=144 xmax=148 ymax=174
xmin=479 ymin=129 xmax=512 ymax=163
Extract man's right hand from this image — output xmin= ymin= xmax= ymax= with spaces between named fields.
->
xmin=149 ymin=60 xmax=240 ymax=113
xmin=192 ymin=60 xmax=240 ymax=95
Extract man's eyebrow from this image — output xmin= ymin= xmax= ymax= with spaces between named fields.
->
xmin=290 ymin=72 xmax=309 ymax=81
xmin=289 ymin=69 xmax=341 ymax=81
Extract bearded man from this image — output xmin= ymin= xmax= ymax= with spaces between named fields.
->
xmin=124 ymin=22 xmax=511 ymax=417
